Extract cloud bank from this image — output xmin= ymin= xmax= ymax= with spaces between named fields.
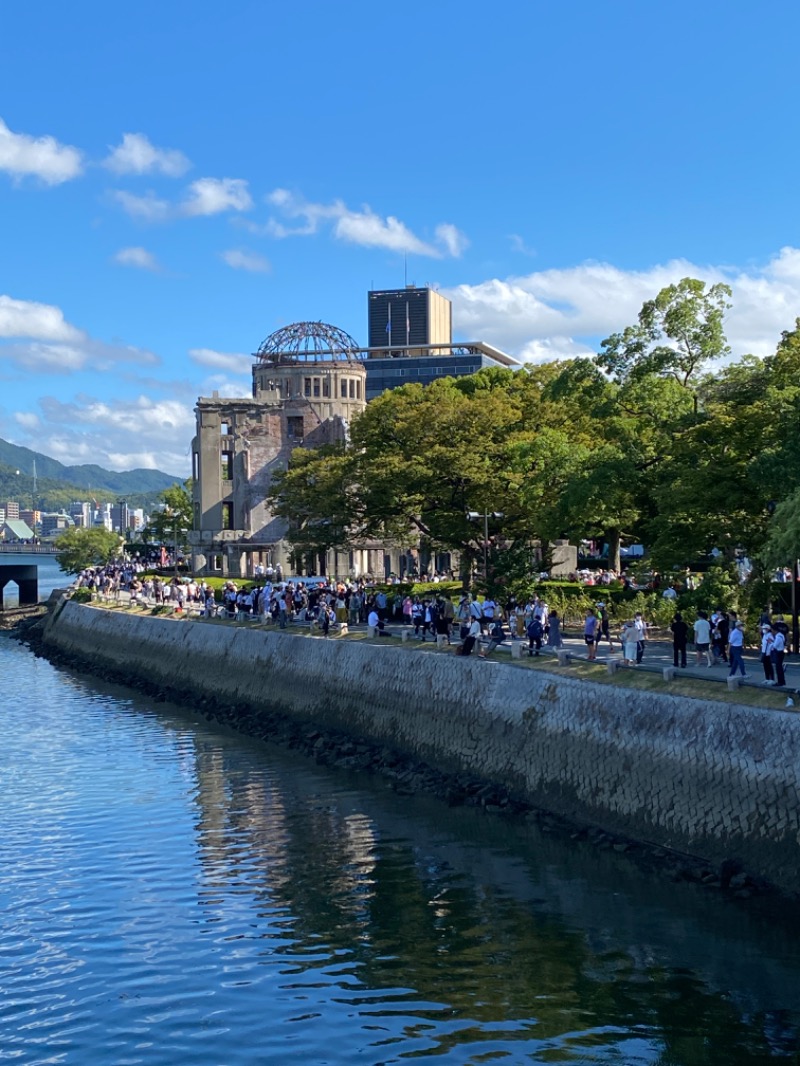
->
xmin=445 ymin=247 xmax=800 ymax=362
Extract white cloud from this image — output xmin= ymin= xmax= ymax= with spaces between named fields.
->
xmin=112 ymin=178 xmax=251 ymax=222
xmin=0 ymin=295 xmax=85 ymax=342
xmin=0 ymin=117 xmax=83 ymax=185
xmin=14 ymin=411 xmax=41 ymax=430
xmin=181 ymin=177 xmax=252 ymax=216
xmin=189 ymin=347 xmax=253 ymax=374
xmin=265 ymin=188 xmax=466 ymax=258
xmin=112 ymin=189 xmax=171 ymax=222
xmin=0 ymin=295 xmax=160 ymax=373
xmin=23 ymin=395 xmax=194 ymax=473
xmin=435 ymin=223 xmax=469 ymax=258
xmin=221 ymin=248 xmax=270 ymax=272
xmin=113 ymin=246 xmax=160 ymax=271
xmin=103 ymin=132 xmax=190 ymax=177
xmin=444 ymin=249 xmax=800 ymax=362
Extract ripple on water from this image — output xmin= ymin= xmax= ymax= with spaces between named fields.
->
xmin=3 ymin=637 xmax=800 ymax=1064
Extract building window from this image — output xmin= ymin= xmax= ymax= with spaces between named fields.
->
xmin=192 ymin=452 xmax=199 ymax=480
xmin=323 ymin=378 xmax=330 ymax=397
xmin=356 ymin=380 xmax=361 ymax=399
xmin=349 ymin=379 xmax=356 ymax=399
xmin=313 ymin=378 xmax=321 ymax=397
xmin=221 ymin=503 xmax=233 ymax=530
xmin=304 ymin=378 xmax=312 ymax=397
xmin=221 ymin=421 xmax=230 ymax=436
xmin=287 ymin=415 xmax=304 ymax=441
xmin=221 ymin=453 xmax=232 ymax=480
xmin=341 ymin=378 xmax=347 ymax=398
xmin=211 ymin=554 xmax=223 ymax=572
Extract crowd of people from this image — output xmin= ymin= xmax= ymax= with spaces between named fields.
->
xmin=73 ymin=564 xmax=793 ymax=685
xmin=578 ymin=602 xmax=792 ymax=687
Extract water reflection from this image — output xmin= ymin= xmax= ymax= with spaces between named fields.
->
xmin=3 ymin=634 xmax=800 ymax=1064
xmin=187 ymin=734 xmax=800 ymax=1063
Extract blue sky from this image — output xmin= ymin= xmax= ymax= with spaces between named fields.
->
xmin=3 ymin=0 xmax=800 ymax=476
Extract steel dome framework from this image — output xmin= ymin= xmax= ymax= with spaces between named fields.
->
xmin=255 ymin=321 xmax=363 ymax=365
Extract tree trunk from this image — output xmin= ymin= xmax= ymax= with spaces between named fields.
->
xmin=606 ymin=527 xmax=621 ymax=573
xmin=459 ymin=549 xmax=476 ymax=592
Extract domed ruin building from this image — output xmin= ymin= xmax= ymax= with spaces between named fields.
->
xmin=189 ymin=322 xmax=368 ymax=578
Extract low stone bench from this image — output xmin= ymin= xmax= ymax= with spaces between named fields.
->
xmin=510 ymin=641 xmax=523 ymax=660
xmin=557 ymin=649 xmax=572 ymax=666
xmin=401 ymin=628 xmax=415 ymax=643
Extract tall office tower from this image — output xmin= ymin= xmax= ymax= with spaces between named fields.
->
xmin=5 ymin=501 xmax=20 ymax=520
xmin=367 ymin=286 xmax=452 ymax=354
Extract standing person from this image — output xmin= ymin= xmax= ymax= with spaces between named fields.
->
xmin=596 ymin=602 xmax=614 ymax=651
xmin=671 ymin=611 xmax=689 ymax=668
xmin=481 ymin=596 xmax=497 ymax=632
xmin=546 ymin=609 xmax=562 ymax=649
xmin=728 ymin=621 xmax=747 ymax=678
xmin=621 ymin=619 xmax=639 ymax=666
xmin=514 ymin=602 xmax=526 ymax=640
xmin=760 ymin=625 xmax=776 ymax=684
xmin=634 ymin=612 xmax=648 ymax=664
xmin=771 ymin=623 xmax=787 ymax=686
xmin=694 ymin=611 xmax=713 ymax=667
xmin=583 ymin=608 xmax=600 ymax=661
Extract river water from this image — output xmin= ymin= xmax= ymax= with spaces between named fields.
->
xmin=3 ymin=562 xmax=800 ymax=1063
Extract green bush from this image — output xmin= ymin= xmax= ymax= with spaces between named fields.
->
xmin=71 ymin=587 xmax=93 ymax=604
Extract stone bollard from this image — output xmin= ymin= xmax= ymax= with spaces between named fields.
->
xmin=663 ymin=666 xmax=676 ymax=682
xmin=367 ymin=625 xmax=378 ymax=638
xmin=557 ymin=649 xmax=571 ymax=667
xmin=606 ymin=658 xmax=618 ymax=675
xmin=436 ymin=634 xmax=448 ymax=648
xmin=401 ymin=629 xmax=413 ymax=643
xmin=510 ymin=641 xmax=522 ymax=660
xmin=727 ymin=675 xmax=742 ymax=691
xmin=337 ymin=624 xmax=348 ymax=637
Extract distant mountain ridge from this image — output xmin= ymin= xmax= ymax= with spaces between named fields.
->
xmin=0 ymin=438 xmax=183 ymax=495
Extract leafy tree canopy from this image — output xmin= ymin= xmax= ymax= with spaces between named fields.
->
xmin=55 ymin=527 xmax=124 ymax=575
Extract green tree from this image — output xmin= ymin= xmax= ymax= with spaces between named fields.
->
xmin=143 ymin=481 xmax=193 ymax=549
xmin=267 ymin=445 xmax=360 ymax=569
xmin=596 ymin=277 xmax=732 ymax=390
xmin=759 ymin=488 xmax=800 ymax=569
xmin=55 ymin=527 xmax=124 ymax=574
xmin=350 ymin=374 xmax=532 ymax=588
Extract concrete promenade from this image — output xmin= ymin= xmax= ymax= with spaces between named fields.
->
xmin=92 ymin=587 xmax=795 ymax=699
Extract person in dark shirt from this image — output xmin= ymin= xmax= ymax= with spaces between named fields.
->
xmin=671 ymin=612 xmax=689 ymax=668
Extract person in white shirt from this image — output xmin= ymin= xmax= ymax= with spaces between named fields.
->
xmin=459 ymin=617 xmax=482 ymax=656
xmin=694 ymin=611 xmax=713 ymax=667
xmin=760 ymin=624 xmax=775 ymax=684
xmin=771 ymin=624 xmax=787 ymax=686
xmin=728 ymin=621 xmax=747 ymax=678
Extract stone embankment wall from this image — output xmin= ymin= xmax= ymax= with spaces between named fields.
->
xmin=44 ymin=600 xmax=800 ymax=892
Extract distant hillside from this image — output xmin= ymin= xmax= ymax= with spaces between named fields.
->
xmin=0 ymin=438 xmax=182 ymax=495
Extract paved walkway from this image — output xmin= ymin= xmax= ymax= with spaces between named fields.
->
xmin=495 ymin=630 xmax=796 ymax=695
xmin=93 ymin=591 xmax=796 ymax=696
